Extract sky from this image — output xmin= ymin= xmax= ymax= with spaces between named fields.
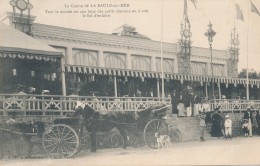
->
xmin=1 ymin=0 xmax=260 ymax=72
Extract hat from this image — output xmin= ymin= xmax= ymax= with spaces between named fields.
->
xmin=221 ymin=95 xmax=226 ymax=99
xmin=225 ymin=115 xmax=230 ymax=118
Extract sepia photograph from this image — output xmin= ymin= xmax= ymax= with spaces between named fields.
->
xmin=0 ymin=0 xmax=260 ymax=165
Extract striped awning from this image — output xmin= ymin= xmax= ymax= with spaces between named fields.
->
xmin=65 ymin=65 xmax=260 ymax=85
xmin=0 ymin=52 xmax=59 ymax=62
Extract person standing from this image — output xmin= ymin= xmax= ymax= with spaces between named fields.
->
xmin=224 ymin=114 xmax=232 ymax=140
xmin=198 ymin=111 xmax=206 ymax=141
xmin=183 ymin=85 xmax=193 ymax=117
xmin=178 ymin=91 xmax=185 ymax=117
xmin=255 ymin=110 xmax=260 ymax=135
xmin=244 ymin=107 xmax=253 ymax=137
xmin=171 ymin=90 xmax=179 ymax=114
xmin=202 ymin=98 xmax=211 ymax=124
xmin=210 ymin=107 xmax=223 ymax=137
xmin=193 ymin=95 xmax=201 ymax=116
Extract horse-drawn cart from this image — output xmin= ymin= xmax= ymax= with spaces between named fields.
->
xmin=0 ymin=104 xmax=182 ymax=158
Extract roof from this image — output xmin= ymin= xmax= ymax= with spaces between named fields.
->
xmin=112 ymin=24 xmax=150 ymax=40
xmin=0 ymin=23 xmax=62 ymax=56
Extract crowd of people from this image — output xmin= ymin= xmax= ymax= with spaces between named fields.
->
xmin=171 ymin=85 xmax=211 ymax=117
xmin=197 ymin=106 xmax=260 ymax=141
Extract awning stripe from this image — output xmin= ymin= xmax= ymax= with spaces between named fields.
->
xmin=64 ymin=66 xmax=260 ymax=86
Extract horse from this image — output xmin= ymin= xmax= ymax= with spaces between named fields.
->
xmin=0 ymin=119 xmax=45 ymax=158
xmin=74 ymin=101 xmax=168 ymax=152
xmin=74 ymin=102 xmax=134 ymax=152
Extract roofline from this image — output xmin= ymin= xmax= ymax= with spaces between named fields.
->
xmin=0 ymin=46 xmax=63 ymax=56
xmin=33 ymin=23 xmax=176 ymax=46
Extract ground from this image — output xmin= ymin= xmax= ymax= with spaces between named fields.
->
xmin=0 ymin=137 xmax=260 ymax=165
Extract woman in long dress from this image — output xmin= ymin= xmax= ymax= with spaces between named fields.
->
xmin=210 ymin=107 xmax=223 ymax=137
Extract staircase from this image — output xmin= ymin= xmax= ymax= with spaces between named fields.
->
xmin=175 ymin=117 xmax=215 ymax=141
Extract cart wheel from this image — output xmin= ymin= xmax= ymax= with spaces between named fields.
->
xmin=110 ymin=133 xmax=124 ymax=148
xmin=42 ymin=124 xmax=79 ymax=158
xmin=80 ymin=134 xmax=91 ymax=150
xmin=144 ymin=119 xmax=168 ymax=149
xmin=170 ymin=129 xmax=182 ymax=143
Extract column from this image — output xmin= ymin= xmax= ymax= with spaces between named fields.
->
xmin=157 ymin=79 xmax=160 ymax=97
xmin=151 ymin=55 xmax=156 ymax=71
xmin=114 ymin=76 xmax=117 ymax=97
xmin=125 ymin=52 xmax=131 ymax=69
xmin=218 ymin=83 xmax=221 ymax=99
xmin=205 ymin=83 xmax=208 ymax=99
xmin=61 ymin=57 xmax=66 ymax=96
xmin=66 ymin=47 xmax=73 ymax=65
xmin=98 ymin=50 xmax=105 ymax=67
xmin=206 ymin=62 xmax=211 ymax=76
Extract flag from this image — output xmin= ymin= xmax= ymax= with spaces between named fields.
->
xmin=235 ymin=4 xmax=244 ymax=21
xmin=251 ymin=0 xmax=260 ymax=16
xmin=190 ymin=0 xmax=197 ymax=9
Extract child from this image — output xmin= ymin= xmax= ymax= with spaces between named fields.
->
xmin=224 ymin=114 xmax=232 ymax=140
xmin=198 ymin=111 xmax=206 ymax=141
xmin=242 ymin=119 xmax=249 ymax=137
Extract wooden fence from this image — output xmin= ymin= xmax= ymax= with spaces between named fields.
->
xmin=0 ymin=94 xmax=171 ymax=117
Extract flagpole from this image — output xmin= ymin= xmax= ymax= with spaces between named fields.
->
xmin=160 ymin=0 xmax=165 ymax=98
xmin=233 ymin=0 xmax=236 ymax=29
xmin=246 ymin=0 xmax=250 ymax=100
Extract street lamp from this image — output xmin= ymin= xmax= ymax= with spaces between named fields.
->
xmin=204 ymin=21 xmax=216 ymax=99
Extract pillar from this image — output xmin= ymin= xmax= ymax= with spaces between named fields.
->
xmin=126 ymin=53 xmax=131 ymax=69
xmin=61 ymin=57 xmax=66 ymax=96
xmin=151 ymin=56 xmax=156 ymax=72
xmin=66 ymin=47 xmax=73 ymax=65
xmin=218 ymin=83 xmax=221 ymax=99
xmin=205 ymin=83 xmax=208 ymax=99
xmin=206 ymin=62 xmax=211 ymax=76
xmin=157 ymin=79 xmax=160 ymax=97
xmin=98 ymin=50 xmax=105 ymax=67
xmin=114 ymin=76 xmax=117 ymax=97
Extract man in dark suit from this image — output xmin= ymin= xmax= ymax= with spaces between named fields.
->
xmin=171 ymin=90 xmax=179 ymax=114
xmin=183 ymin=85 xmax=193 ymax=116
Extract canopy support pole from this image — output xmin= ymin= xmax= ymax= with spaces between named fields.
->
xmin=114 ymin=76 xmax=117 ymax=97
xmin=61 ymin=57 xmax=66 ymax=96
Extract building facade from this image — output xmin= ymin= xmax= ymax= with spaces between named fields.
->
xmin=1 ymin=11 xmax=260 ymax=100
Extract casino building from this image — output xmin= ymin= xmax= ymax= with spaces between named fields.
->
xmin=1 ymin=0 xmax=260 ymax=101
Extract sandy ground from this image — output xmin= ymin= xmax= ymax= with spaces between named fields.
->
xmin=1 ymin=136 xmax=260 ymax=166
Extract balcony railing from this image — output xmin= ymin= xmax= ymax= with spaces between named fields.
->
xmin=209 ymin=99 xmax=260 ymax=112
xmin=0 ymin=94 xmax=171 ymax=117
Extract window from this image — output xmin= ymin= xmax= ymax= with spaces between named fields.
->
xmin=72 ymin=49 xmax=97 ymax=66
xmin=132 ymin=56 xmax=150 ymax=71
xmin=156 ymin=59 xmax=174 ymax=73
xmin=104 ymin=53 xmax=125 ymax=69
xmin=191 ymin=62 xmax=206 ymax=75
xmin=213 ymin=64 xmax=224 ymax=76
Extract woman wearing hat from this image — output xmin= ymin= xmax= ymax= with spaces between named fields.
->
xmin=224 ymin=114 xmax=232 ymax=140
xmin=243 ymin=107 xmax=253 ymax=137
xmin=211 ymin=107 xmax=223 ymax=137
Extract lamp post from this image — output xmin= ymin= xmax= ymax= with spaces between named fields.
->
xmin=204 ymin=21 xmax=216 ymax=99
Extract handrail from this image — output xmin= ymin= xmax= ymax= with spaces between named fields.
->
xmin=209 ymin=99 xmax=260 ymax=113
xmin=0 ymin=94 xmax=171 ymax=117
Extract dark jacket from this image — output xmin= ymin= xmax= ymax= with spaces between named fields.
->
xmin=244 ymin=111 xmax=253 ymax=123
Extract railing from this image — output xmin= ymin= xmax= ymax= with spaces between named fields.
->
xmin=0 ymin=94 xmax=171 ymax=117
xmin=209 ymin=99 xmax=260 ymax=112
